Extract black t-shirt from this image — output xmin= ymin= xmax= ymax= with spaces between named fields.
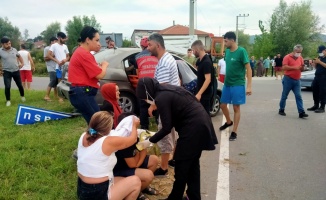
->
xmin=315 ymin=56 xmax=326 ymax=75
xmin=113 ymin=140 xmax=138 ymax=172
xmin=196 ymin=54 xmax=214 ymax=99
xmin=274 ymin=57 xmax=283 ymax=67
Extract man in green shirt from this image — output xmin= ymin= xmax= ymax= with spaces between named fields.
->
xmin=183 ymin=48 xmax=196 ymax=67
xmin=219 ymin=32 xmax=252 ymax=141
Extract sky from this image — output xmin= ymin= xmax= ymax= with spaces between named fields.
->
xmin=1 ymin=0 xmax=325 ymax=40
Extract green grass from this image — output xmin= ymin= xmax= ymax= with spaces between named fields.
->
xmin=0 ymin=89 xmax=86 ymax=200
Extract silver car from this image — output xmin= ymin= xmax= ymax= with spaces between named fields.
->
xmin=300 ymin=69 xmax=315 ymax=89
xmin=57 ymin=48 xmax=221 ymax=116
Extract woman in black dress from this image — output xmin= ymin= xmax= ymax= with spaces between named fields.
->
xmin=136 ymin=77 xmax=218 ymax=200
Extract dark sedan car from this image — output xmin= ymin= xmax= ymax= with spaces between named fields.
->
xmin=57 ymin=48 xmax=221 ymax=116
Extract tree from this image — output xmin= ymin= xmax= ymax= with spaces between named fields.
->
xmin=23 ymin=29 xmax=29 ymax=41
xmin=122 ymin=38 xmax=132 ymax=47
xmin=41 ymin=22 xmax=61 ymax=46
xmin=0 ymin=17 xmax=21 ymax=49
xmin=252 ymin=20 xmax=275 ymax=59
xmin=270 ymin=0 xmax=324 ymax=58
xmin=65 ymin=15 xmax=101 ymax=52
xmin=237 ymin=30 xmax=252 ymax=54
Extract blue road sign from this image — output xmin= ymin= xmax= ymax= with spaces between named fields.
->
xmin=15 ymin=104 xmax=73 ymax=125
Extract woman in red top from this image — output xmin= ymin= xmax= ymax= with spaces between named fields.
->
xmin=68 ymin=26 xmax=109 ymax=124
xmin=100 ymin=83 xmax=122 ymax=128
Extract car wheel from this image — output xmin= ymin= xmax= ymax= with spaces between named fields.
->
xmin=119 ymin=92 xmax=137 ymax=113
xmin=210 ymin=95 xmax=220 ymax=117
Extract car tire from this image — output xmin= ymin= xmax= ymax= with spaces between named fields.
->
xmin=210 ymin=95 xmax=221 ymax=117
xmin=119 ymin=92 xmax=137 ymax=114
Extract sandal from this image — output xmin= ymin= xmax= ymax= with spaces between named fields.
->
xmin=137 ymin=193 xmax=149 ymax=200
xmin=43 ymin=97 xmax=52 ymax=101
xmin=143 ymin=186 xmax=158 ymax=195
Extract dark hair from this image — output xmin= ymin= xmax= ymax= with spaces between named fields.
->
xmin=21 ymin=44 xmax=26 ymax=49
xmin=80 ymin=26 xmax=98 ymax=42
xmin=1 ymin=37 xmax=10 ymax=44
xmin=224 ymin=31 xmax=236 ymax=42
xmin=49 ymin=37 xmax=57 ymax=42
xmin=191 ymin=40 xmax=204 ymax=50
xmin=117 ymin=112 xmax=134 ymax=124
xmin=148 ymin=33 xmax=165 ymax=49
xmin=86 ymin=111 xmax=113 ymax=143
xmin=187 ymin=48 xmax=192 ymax=51
xmin=57 ymin=32 xmax=67 ymax=39
xmin=105 ymin=36 xmax=113 ymax=41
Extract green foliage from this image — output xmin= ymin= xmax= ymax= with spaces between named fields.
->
xmin=252 ymin=32 xmax=275 ymax=59
xmin=34 ymin=62 xmax=48 ymax=75
xmin=0 ymin=89 xmax=85 ymax=199
xmin=0 ymin=17 xmax=21 ymax=49
xmin=122 ymin=38 xmax=132 ymax=47
xmin=269 ymin=0 xmax=324 ymax=57
xmin=65 ymin=15 xmax=101 ymax=52
xmin=237 ymin=30 xmax=252 ymax=55
xmin=41 ymin=22 xmax=61 ymax=46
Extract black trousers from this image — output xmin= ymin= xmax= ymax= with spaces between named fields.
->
xmin=3 ymin=70 xmax=24 ymax=101
xmin=168 ymin=153 xmax=202 ymax=200
xmin=312 ymin=75 xmax=326 ymax=108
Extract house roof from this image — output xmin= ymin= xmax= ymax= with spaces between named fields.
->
xmin=159 ymin=24 xmax=211 ymax=36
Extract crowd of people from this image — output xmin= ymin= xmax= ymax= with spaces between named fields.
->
xmin=1 ymin=24 xmax=326 ymax=200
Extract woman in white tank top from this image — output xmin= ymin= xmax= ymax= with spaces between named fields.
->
xmin=77 ymin=111 xmax=141 ymax=200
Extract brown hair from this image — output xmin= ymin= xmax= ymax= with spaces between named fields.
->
xmin=86 ymin=111 xmax=113 ymax=143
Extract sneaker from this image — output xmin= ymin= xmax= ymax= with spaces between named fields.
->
xmin=299 ymin=112 xmax=308 ymax=118
xmin=219 ymin=121 xmax=233 ymax=131
xmin=6 ymin=101 xmax=11 ymax=106
xmin=168 ymin=159 xmax=175 ymax=168
xmin=278 ymin=110 xmax=286 ymax=116
xmin=21 ymin=97 xmax=26 ymax=102
xmin=314 ymin=108 xmax=325 ymax=113
xmin=307 ymin=105 xmax=318 ymax=111
xmin=229 ymin=132 xmax=237 ymax=141
xmin=72 ymin=149 xmax=78 ymax=160
xmin=154 ymin=167 xmax=168 ymax=177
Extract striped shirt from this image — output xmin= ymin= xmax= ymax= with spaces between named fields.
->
xmin=154 ymin=52 xmax=180 ymax=86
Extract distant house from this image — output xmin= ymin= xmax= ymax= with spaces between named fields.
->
xmin=131 ymin=24 xmax=213 ymax=49
xmin=34 ymin=41 xmax=46 ymax=49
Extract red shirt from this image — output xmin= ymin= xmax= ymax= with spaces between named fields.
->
xmin=135 ymin=49 xmax=158 ymax=78
xmin=68 ymin=47 xmax=102 ymax=88
xmin=282 ymin=54 xmax=303 ymax=80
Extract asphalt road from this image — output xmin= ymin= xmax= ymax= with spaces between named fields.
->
xmin=1 ymin=76 xmax=325 ymax=200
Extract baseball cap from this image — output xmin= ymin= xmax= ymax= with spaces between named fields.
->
xmin=317 ymin=45 xmax=326 ymax=53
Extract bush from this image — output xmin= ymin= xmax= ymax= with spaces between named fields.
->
xmin=30 ymin=49 xmax=44 ymax=63
xmin=34 ymin=62 xmax=48 ymax=76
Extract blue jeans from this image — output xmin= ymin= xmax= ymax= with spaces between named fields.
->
xmin=69 ymin=86 xmax=99 ymax=124
xmin=3 ymin=70 xmax=24 ymax=101
xmin=279 ymin=75 xmax=305 ymax=113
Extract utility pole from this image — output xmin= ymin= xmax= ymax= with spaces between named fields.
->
xmin=236 ymin=14 xmax=249 ymax=45
xmin=189 ymin=0 xmax=195 ymax=35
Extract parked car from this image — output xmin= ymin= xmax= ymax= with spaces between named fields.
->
xmin=300 ymin=69 xmax=315 ymax=89
xmin=57 ymin=48 xmax=222 ymax=116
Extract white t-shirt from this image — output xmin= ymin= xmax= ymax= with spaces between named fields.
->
xmin=18 ymin=50 xmax=31 ymax=70
xmin=218 ymin=58 xmax=226 ymax=75
xmin=49 ymin=43 xmax=69 ymax=70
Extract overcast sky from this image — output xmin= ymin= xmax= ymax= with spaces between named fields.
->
xmin=1 ymin=0 xmax=325 ymax=39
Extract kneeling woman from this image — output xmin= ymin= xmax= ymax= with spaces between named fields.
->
xmin=77 ymin=111 xmax=141 ymax=200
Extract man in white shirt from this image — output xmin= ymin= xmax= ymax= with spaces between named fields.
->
xmin=47 ymin=32 xmax=70 ymax=102
xmin=217 ymin=52 xmax=226 ymax=83
xmin=18 ymin=44 xmax=35 ymax=90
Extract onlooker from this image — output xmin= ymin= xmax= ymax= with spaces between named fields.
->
xmin=219 ymin=31 xmax=252 ymax=141
xmin=68 ymin=26 xmax=109 ymax=124
xmin=182 ymin=48 xmax=196 ymax=67
xmin=43 ymin=37 xmax=59 ymax=101
xmin=191 ymin=40 xmax=214 ymax=114
xmin=263 ymin=56 xmax=271 ymax=77
xmin=146 ymin=33 xmax=180 ymax=177
xmin=278 ymin=44 xmax=308 ymax=118
xmin=47 ymin=31 xmax=70 ymax=102
xmin=250 ymin=56 xmax=256 ymax=77
xmin=106 ymin=36 xmax=117 ymax=49
xmin=71 ymin=38 xmax=81 ymax=55
xmin=274 ymin=53 xmax=283 ymax=80
xmin=307 ymin=45 xmax=326 ymax=113
xmin=135 ymin=37 xmax=158 ymax=130
xmin=217 ymin=52 xmax=226 ymax=83
xmin=271 ymin=55 xmax=276 ymax=77
xmin=256 ymin=57 xmax=264 ymax=77
xmin=136 ymin=77 xmax=218 ymax=200
xmin=100 ymin=83 xmax=122 ymax=128
xmin=77 ymin=111 xmax=141 ymax=200
xmin=113 ymin=112 xmax=159 ymax=200
xmin=0 ymin=37 xmax=26 ymax=106
xmin=18 ymin=44 xmax=35 ymax=90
